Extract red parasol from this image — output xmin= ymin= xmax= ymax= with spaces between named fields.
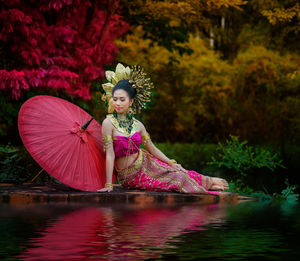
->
xmin=18 ymin=95 xmax=114 ymax=192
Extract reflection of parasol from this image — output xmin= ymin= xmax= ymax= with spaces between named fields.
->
xmin=17 ymin=207 xmax=110 ymax=260
xmin=18 ymin=95 xmax=115 ymax=192
xmin=17 ymin=205 xmax=227 ymax=260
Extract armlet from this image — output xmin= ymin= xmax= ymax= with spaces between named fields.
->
xmin=102 ymin=134 xmax=113 ymax=151
xmin=141 ymin=132 xmax=151 ymax=145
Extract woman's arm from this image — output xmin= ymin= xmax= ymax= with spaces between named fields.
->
xmin=139 ymin=122 xmax=187 ymax=173
xmin=97 ymin=118 xmax=115 ymax=192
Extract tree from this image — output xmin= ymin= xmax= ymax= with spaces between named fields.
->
xmin=0 ymin=0 xmax=128 ymax=100
xmin=230 ymin=45 xmax=300 ymax=144
xmin=115 ymin=27 xmax=233 ymax=142
xmin=116 ymin=25 xmax=300 ymax=144
xmin=260 ymin=1 xmax=300 ymax=53
xmin=119 ymin=0 xmax=247 ymax=55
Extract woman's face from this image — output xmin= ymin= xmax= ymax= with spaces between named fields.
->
xmin=112 ymin=89 xmax=132 ymax=114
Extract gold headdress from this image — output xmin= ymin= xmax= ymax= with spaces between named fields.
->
xmin=101 ymin=63 xmax=153 ymax=114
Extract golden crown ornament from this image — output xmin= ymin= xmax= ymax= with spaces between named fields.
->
xmin=101 ymin=63 xmax=153 ymax=114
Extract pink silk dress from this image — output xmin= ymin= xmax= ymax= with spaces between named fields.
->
xmin=113 ymin=131 xmax=219 ymax=195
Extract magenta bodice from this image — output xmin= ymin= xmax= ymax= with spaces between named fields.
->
xmin=113 ymin=132 xmax=142 ymax=158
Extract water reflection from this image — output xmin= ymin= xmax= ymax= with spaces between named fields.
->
xmin=17 ymin=204 xmax=227 ymax=260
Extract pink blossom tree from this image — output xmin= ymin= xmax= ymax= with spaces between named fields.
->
xmin=0 ymin=0 xmax=128 ymax=100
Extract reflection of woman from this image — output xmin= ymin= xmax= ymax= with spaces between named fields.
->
xmin=18 ymin=205 xmax=227 ymax=260
xmin=97 ymin=64 xmax=229 ymax=193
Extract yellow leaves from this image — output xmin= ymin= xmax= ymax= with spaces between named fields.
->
xmin=127 ymin=0 xmax=198 ymax=26
xmin=114 ymin=17 xmax=300 ymax=142
xmin=206 ymin=0 xmax=248 ymax=10
xmin=125 ymin=0 xmax=247 ymax=28
xmin=115 ymin=27 xmax=151 ymax=65
xmin=287 ymin=70 xmax=300 ymax=80
xmin=177 ymin=2 xmax=197 ymax=15
xmin=145 ymin=1 xmax=180 ymax=20
xmin=261 ymin=3 xmax=300 ymax=25
xmin=232 ymin=45 xmax=300 ymax=107
xmin=115 ymin=26 xmax=171 ymax=71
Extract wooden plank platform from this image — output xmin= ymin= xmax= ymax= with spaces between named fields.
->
xmin=0 ymin=183 xmax=253 ymax=206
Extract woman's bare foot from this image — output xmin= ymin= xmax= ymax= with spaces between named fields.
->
xmin=210 ymin=178 xmax=229 ymax=191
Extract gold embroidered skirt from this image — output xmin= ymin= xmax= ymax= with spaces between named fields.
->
xmin=116 ymin=149 xmax=218 ymax=194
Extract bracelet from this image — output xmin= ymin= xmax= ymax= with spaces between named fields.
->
xmin=102 ymin=135 xmax=113 ymax=152
xmin=142 ymin=132 xmax=151 ymax=146
xmin=168 ymin=159 xmax=177 ymax=165
xmin=105 ymin=183 xmax=113 ymax=188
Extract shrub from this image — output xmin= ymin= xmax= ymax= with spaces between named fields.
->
xmin=209 ymin=135 xmax=285 ymax=176
xmin=0 ymin=144 xmax=54 ymax=184
xmin=208 ymin=135 xmax=285 ymax=191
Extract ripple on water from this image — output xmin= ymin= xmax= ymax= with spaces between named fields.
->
xmin=0 ymin=202 xmax=299 ymax=260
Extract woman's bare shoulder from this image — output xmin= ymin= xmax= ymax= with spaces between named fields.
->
xmin=134 ymin=118 xmax=147 ymax=132
xmin=102 ymin=117 xmax=113 ymax=129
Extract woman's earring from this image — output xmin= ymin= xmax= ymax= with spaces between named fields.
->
xmin=127 ymin=105 xmax=134 ymax=119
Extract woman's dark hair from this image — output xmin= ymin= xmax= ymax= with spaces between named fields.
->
xmin=112 ymin=79 xmax=136 ymax=99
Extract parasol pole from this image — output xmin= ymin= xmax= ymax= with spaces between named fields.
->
xmin=29 ymin=168 xmax=44 ymax=183
xmin=81 ymin=117 xmax=94 ymax=130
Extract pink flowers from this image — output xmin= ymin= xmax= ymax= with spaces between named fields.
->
xmin=0 ymin=0 xmax=129 ymax=100
xmin=0 ymin=70 xmax=28 ymax=100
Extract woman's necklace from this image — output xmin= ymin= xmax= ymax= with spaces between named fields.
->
xmin=113 ymin=111 xmax=134 ymax=134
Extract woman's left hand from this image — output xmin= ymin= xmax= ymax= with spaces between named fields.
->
xmin=173 ymin=163 xmax=188 ymax=173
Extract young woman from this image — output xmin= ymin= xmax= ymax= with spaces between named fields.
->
xmin=97 ymin=64 xmax=229 ymax=193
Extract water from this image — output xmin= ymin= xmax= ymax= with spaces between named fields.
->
xmin=0 ymin=200 xmax=299 ymax=260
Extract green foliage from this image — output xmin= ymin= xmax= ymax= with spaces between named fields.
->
xmin=209 ymin=135 xmax=285 ymax=176
xmin=228 ymin=179 xmax=255 ymax=196
xmin=0 ymin=95 xmax=20 ymax=137
xmin=274 ymin=178 xmax=299 ymax=202
xmin=230 ymin=177 xmax=298 ymax=203
xmin=0 ymin=144 xmax=55 ymax=184
xmin=0 ymin=144 xmax=28 ymax=183
xmin=251 ymin=191 xmax=274 ymax=203
xmin=155 ymin=142 xmax=217 ymax=173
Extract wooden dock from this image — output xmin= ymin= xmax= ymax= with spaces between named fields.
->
xmin=0 ymin=183 xmax=253 ymax=206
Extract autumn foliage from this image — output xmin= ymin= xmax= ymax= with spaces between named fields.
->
xmin=116 ymin=0 xmax=300 ymax=144
xmin=0 ymin=0 xmax=128 ymax=100
xmin=1 ymin=0 xmax=300 ymax=147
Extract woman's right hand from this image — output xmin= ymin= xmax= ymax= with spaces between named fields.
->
xmin=97 ymin=186 xmax=113 ymax=193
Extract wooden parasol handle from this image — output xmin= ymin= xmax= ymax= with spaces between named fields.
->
xmin=30 ymin=168 xmax=44 ymax=183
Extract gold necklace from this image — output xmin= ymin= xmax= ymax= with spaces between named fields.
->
xmin=114 ymin=112 xmax=133 ymax=130
xmin=107 ymin=114 xmax=138 ymax=136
